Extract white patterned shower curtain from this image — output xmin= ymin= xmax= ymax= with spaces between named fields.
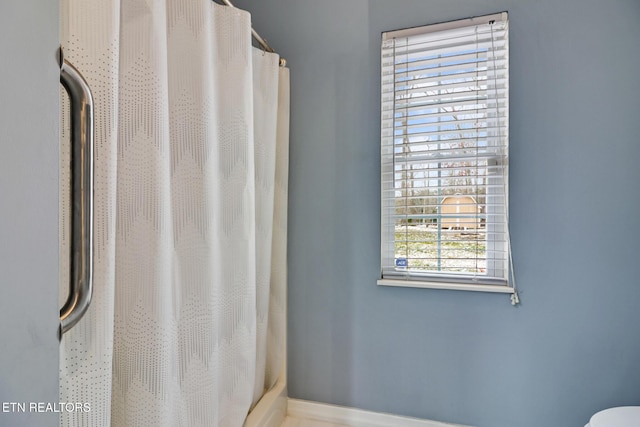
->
xmin=59 ymin=1 xmax=289 ymax=426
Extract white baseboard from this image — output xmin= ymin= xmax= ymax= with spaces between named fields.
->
xmin=287 ymin=399 xmax=471 ymax=427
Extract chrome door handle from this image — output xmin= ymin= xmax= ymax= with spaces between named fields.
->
xmin=59 ymin=51 xmax=94 ymax=335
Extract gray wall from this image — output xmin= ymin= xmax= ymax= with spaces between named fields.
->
xmin=234 ymin=1 xmax=640 ymax=426
xmin=0 ymin=1 xmax=60 ymax=426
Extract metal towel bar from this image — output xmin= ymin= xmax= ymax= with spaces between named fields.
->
xmin=59 ymin=50 xmax=94 ymax=335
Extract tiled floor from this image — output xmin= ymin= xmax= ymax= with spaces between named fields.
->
xmin=281 ymin=416 xmax=349 ymax=427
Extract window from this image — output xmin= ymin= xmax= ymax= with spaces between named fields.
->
xmin=379 ymin=12 xmax=514 ymax=293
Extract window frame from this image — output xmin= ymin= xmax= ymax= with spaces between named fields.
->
xmin=378 ymin=12 xmax=514 ymax=294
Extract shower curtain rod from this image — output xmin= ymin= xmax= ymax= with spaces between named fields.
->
xmin=218 ymin=0 xmax=287 ymax=67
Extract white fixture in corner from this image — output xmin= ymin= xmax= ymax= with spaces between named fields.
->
xmin=585 ymin=406 xmax=640 ymax=427
xmin=287 ymin=399 xmax=470 ymax=427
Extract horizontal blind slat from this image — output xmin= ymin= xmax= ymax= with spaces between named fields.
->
xmin=385 ymin=51 xmax=508 ymax=74
xmin=384 ymin=37 xmax=508 ymax=59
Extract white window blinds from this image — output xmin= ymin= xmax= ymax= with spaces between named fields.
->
xmin=380 ymin=12 xmax=511 ymax=289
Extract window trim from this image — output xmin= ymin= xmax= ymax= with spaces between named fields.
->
xmin=377 ymin=278 xmax=515 ymax=294
xmin=379 ymin=12 xmax=513 ymax=294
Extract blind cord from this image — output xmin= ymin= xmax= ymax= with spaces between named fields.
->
xmin=490 ymin=20 xmax=519 ymax=305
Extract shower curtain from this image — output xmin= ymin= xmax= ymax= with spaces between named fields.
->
xmin=59 ymin=1 xmax=289 ymax=426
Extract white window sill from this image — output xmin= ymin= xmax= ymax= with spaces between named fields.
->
xmin=377 ymin=278 xmax=515 ymax=294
